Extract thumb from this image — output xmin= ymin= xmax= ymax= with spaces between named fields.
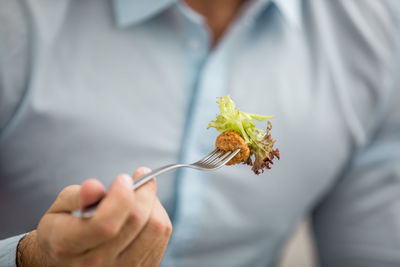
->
xmin=48 ymin=179 xmax=106 ymax=213
xmin=48 ymin=185 xmax=81 ymax=213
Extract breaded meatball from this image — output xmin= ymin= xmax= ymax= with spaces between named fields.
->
xmin=215 ymin=131 xmax=250 ymax=165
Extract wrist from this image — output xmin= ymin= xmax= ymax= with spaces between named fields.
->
xmin=16 ymin=230 xmax=44 ymax=267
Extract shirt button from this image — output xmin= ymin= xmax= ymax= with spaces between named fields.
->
xmin=188 ymin=39 xmax=201 ymax=50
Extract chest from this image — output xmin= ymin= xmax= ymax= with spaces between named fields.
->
xmin=0 ymin=3 xmax=379 ymax=239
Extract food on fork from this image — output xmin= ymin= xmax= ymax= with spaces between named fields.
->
xmin=215 ymin=131 xmax=250 ymax=165
xmin=207 ymin=95 xmax=279 ymax=174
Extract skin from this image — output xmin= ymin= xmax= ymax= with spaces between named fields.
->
xmin=18 ymin=168 xmax=172 ymax=267
xmin=17 ymin=1 xmax=248 ymax=265
xmin=185 ymin=0 xmax=248 ymax=47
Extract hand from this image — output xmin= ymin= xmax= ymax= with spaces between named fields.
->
xmin=17 ymin=167 xmax=172 ymax=267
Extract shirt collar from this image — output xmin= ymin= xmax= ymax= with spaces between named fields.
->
xmin=273 ymin=0 xmax=302 ymax=28
xmin=112 ymin=0 xmax=301 ymax=28
xmin=112 ymin=0 xmax=176 ymax=27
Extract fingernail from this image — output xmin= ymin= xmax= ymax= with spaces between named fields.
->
xmin=140 ymin=167 xmax=151 ymax=175
xmin=120 ymin=174 xmax=133 ymax=190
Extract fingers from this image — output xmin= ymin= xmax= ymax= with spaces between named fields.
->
xmin=88 ymin=167 xmax=158 ymax=258
xmin=142 ymin=199 xmax=173 ymax=267
xmin=41 ymin=175 xmax=135 ymax=256
xmin=48 ymin=184 xmax=81 ymax=213
xmin=118 ymin=198 xmax=172 ymax=266
xmin=131 ymin=167 xmax=157 ymax=224
xmin=77 ymin=200 xmax=171 ymax=267
xmin=38 ymin=168 xmax=161 ymax=263
xmin=80 ymin=179 xmax=106 ymax=208
xmin=89 ymin=174 xmax=134 ymax=236
xmin=90 ymin=168 xmax=158 ymax=247
xmin=40 ymin=168 xmax=159 ymax=260
xmin=133 ymin=167 xmax=152 ymax=179
xmin=48 ymin=179 xmax=106 ymax=213
xmin=133 ymin=166 xmax=157 ymax=192
xmin=141 ymin=234 xmax=171 ymax=267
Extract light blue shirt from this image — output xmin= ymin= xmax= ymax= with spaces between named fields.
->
xmin=1 ymin=0 xmax=400 ymax=266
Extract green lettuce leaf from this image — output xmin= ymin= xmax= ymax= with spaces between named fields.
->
xmin=207 ymin=95 xmax=279 ymax=174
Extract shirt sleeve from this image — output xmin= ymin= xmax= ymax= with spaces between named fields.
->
xmin=0 ymin=234 xmax=27 ymax=267
xmin=311 ymin=63 xmax=400 ymax=265
xmin=0 ymin=0 xmax=30 ymax=134
xmin=0 ymin=2 xmax=32 ymax=264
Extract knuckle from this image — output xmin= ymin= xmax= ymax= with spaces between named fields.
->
xmin=165 ymin=219 xmax=173 ymax=237
xmin=128 ymin=209 xmax=146 ymax=227
xmin=95 ymin=221 xmax=120 ymax=239
xmin=148 ymin=215 xmax=169 ymax=236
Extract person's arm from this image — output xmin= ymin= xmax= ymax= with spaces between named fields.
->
xmin=0 ymin=0 xmax=30 ymax=137
xmin=312 ymin=66 xmax=400 ymax=266
xmin=0 ymin=2 xmax=33 ymax=267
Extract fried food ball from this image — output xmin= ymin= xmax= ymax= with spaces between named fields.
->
xmin=215 ymin=131 xmax=250 ymax=165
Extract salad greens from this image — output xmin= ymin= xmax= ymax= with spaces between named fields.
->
xmin=207 ymin=95 xmax=279 ymax=174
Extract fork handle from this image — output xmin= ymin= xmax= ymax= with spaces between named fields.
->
xmin=133 ymin=163 xmax=185 ymax=188
xmin=71 ymin=164 xmax=186 ymax=218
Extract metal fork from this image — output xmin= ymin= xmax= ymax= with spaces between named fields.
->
xmin=72 ymin=148 xmax=240 ymax=218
